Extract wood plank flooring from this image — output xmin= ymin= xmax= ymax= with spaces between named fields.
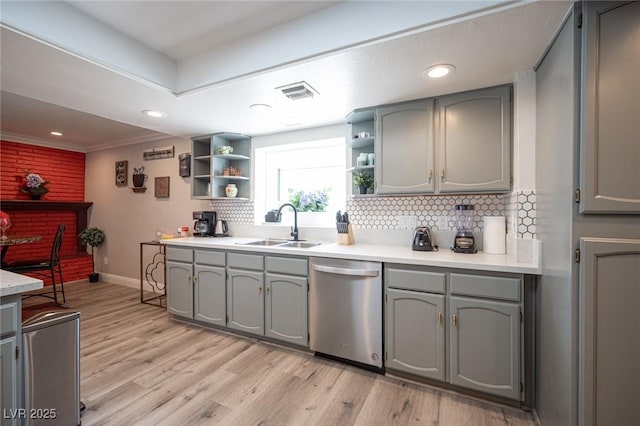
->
xmin=23 ymin=281 xmax=538 ymax=425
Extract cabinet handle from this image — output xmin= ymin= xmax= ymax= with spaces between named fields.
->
xmin=440 ymin=168 xmax=445 ymax=182
xmin=193 ymin=275 xmax=197 ymax=283
xmin=258 ymin=286 xmax=262 ymax=295
xmin=428 ymin=169 xmax=433 ymax=183
xmin=266 ymin=287 xmax=270 ymax=295
xmin=188 ymin=275 xmax=192 ymax=282
xmin=453 ymin=314 xmax=458 ymax=327
xmin=438 ymin=312 xmax=443 ymax=324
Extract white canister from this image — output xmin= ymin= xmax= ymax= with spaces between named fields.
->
xmin=367 ymin=153 xmax=375 ymax=166
xmin=225 ymin=183 xmax=238 ymax=198
xmin=483 ymin=216 xmax=506 ymax=254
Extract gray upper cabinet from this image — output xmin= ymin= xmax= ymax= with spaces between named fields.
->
xmin=166 ymin=260 xmax=193 ymax=318
xmin=194 ymin=265 xmax=226 ymax=326
xmin=385 ymin=288 xmax=445 ymax=381
xmin=226 ymin=268 xmax=264 ymax=335
xmin=376 ymin=100 xmax=435 ymax=194
xmin=449 ymin=296 xmax=520 ymax=400
xmin=579 ymin=237 xmax=640 ymax=426
xmin=580 ymin=1 xmax=640 ymax=214
xmin=437 ymin=85 xmax=512 ymax=192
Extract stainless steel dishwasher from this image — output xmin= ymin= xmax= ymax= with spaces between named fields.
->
xmin=309 ymin=257 xmax=383 ymax=369
xmin=22 ymin=311 xmax=81 ymax=426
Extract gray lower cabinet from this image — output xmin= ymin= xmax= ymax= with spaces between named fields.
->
xmin=579 ymin=238 xmax=640 ymax=426
xmin=194 ymin=265 xmax=226 ymax=326
xmin=166 ymin=259 xmax=194 ymax=318
xmin=385 ymin=288 xmax=445 ymax=381
xmin=1 ymin=295 xmax=21 ymax=426
xmin=449 ymin=296 xmax=520 ymax=400
xmin=226 ymin=268 xmax=264 ymax=335
xmin=167 ymin=247 xmax=227 ymax=323
xmin=265 ymin=273 xmax=308 ymax=346
xmin=384 ymin=264 xmax=525 ymax=402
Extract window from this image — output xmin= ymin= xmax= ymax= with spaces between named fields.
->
xmin=254 ymin=137 xmax=346 ymax=226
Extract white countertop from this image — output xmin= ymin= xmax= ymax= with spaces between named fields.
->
xmin=161 ymin=236 xmax=541 ymax=274
xmin=0 ymin=269 xmax=44 ymax=297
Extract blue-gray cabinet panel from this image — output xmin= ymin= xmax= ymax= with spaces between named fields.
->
xmin=386 ymin=288 xmax=445 ymax=381
xmin=194 ymin=250 xmax=225 ymax=267
xmin=265 ymin=273 xmax=308 ymax=347
xmin=166 ymin=246 xmax=193 ymax=263
xmin=265 ymin=256 xmax=308 ymax=277
xmin=228 ymin=253 xmax=263 ymax=271
xmin=385 ymin=266 xmax=445 ymax=294
xmin=166 ymin=260 xmax=193 ymax=318
xmin=450 ymin=273 xmax=520 ymax=302
xmin=226 ymin=269 xmax=264 ymax=335
xmin=449 ymin=296 xmax=520 ymax=400
xmin=194 ymin=265 xmax=226 ymax=326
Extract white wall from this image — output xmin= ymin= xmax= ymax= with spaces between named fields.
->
xmin=85 ymin=137 xmax=210 ymax=285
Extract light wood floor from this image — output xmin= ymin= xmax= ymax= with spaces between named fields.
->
xmin=24 ymin=281 xmax=538 ymax=425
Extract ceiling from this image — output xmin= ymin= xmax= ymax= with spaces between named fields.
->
xmin=0 ymin=1 xmax=572 ymax=152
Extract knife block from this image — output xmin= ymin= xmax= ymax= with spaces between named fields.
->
xmin=337 ymin=224 xmax=355 ymax=245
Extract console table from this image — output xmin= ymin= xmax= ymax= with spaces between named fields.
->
xmin=139 ymin=241 xmax=166 ymax=307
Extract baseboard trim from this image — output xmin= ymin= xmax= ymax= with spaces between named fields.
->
xmin=98 ymin=272 xmax=139 ymax=289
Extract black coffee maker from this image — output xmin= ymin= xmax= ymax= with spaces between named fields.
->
xmin=193 ymin=211 xmax=216 ymax=237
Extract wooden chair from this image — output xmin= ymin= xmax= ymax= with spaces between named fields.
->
xmin=6 ymin=223 xmax=66 ymax=304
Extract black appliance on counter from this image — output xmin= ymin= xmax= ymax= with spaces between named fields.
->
xmin=412 ymin=226 xmax=437 ymax=251
xmin=193 ymin=211 xmax=216 ymax=237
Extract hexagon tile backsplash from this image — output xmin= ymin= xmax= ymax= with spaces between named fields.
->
xmin=211 ymin=191 xmax=537 ymax=239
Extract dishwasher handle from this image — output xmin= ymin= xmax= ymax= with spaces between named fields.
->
xmin=311 ymin=264 xmax=380 ymax=277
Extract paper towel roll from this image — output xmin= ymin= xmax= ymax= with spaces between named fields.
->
xmin=483 ymin=216 xmax=506 ymax=254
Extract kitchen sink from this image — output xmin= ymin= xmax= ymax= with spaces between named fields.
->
xmin=276 ymin=241 xmax=323 ymax=249
xmin=239 ymin=239 xmax=287 ymax=246
xmin=237 ymin=240 xmax=323 ymax=249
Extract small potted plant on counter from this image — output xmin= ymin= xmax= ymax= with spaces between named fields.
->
xmin=353 ymin=171 xmax=373 ymax=195
xmin=79 ymin=227 xmax=106 ymax=283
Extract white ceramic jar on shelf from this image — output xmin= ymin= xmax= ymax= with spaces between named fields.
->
xmin=225 ymin=183 xmax=238 ymax=198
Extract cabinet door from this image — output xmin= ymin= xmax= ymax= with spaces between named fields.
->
xmin=226 ymin=269 xmax=264 ymax=335
xmin=166 ymin=260 xmax=193 ymax=318
xmin=580 ymin=1 xmax=640 ymax=214
xmin=579 ymin=238 xmax=640 ymax=426
xmin=1 ymin=336 xmax=18 ymax=426
xmin=194 ymin=265 xmax=226 ymax=326
xmin=376 ymin=100 xmax=435 ymax=194
xmin=265 ymin=273 xmax=308 ymax=347
xmin=385 ymin=288 xmax=445 ymax=381
xmin=437 ymin=85 xmax=511 ymax=192
xmin=449 ymin=296 xmax=520 ymax=400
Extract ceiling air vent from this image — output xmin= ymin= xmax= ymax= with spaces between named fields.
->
xmin=276 ymin=81 xmax=319 ymax=100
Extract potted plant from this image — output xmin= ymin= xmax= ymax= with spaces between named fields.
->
xmin=353 ymin=172 xmax=373 ymax=194
xmin=132 ymin=166 xmax=147 ymax=188
xmin=79 ymin=227 xmax=106 ymax=283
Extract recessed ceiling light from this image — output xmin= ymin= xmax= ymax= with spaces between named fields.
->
xmin=249 ymin=104 xmax=272 ymax=112
xmin=422 ymin=64 xmax=455 ymax=79
xmin=50 ymin=131 xmax=63 ymax=136
xmin=142 ymin=109 xmax=166 ymax=118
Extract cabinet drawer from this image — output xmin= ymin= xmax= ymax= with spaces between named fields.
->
xmin=265 ymin=256 xmax=308 ymax=276
xmin=450 ymin=273 xmax=520 ymax=301
xmin=194 ymin=250 xmax=225 ymax=266
xmin=0 ymin=301 xmax=18 ymax=336
xmin=228 ymin=253 xmax=264 ymax=270
xmin=166 ymin=247 xmax=193 ymax=263
xmin=385 ymin=267 xmax=446 ymax=294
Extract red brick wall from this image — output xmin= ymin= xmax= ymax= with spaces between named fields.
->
xmin=1 ymin=140 xmax=92 ymax=284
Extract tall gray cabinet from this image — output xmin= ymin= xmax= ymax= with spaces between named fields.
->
xmin=535 ymin=2 xmax=640 ymax=425
xmin=1 ymin=295 xmax=21 ymax=426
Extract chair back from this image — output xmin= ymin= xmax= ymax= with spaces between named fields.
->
xmin=51 ymin=224 xmax=66 ymax=266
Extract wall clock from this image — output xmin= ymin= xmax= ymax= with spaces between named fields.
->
xmin=154 ymin=176 xmax=170 ymax=198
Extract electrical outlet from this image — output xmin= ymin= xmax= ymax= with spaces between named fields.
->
xmin=437 ymin=216 xmax=448 ymax=229
xmin=103 ymin=256 xmax=108 ymax=265
xmin=397 ymin=215 xmax=417 ymax=229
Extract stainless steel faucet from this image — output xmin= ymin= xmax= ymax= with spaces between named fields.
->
xmin=277 ymin=203 xmax=300 ymax=241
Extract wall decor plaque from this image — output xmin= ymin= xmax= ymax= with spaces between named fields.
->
xmin=115 ymin=160 xmax=128 ymax=186
xmin=154 ymin=176 xmax=170 ymax=198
